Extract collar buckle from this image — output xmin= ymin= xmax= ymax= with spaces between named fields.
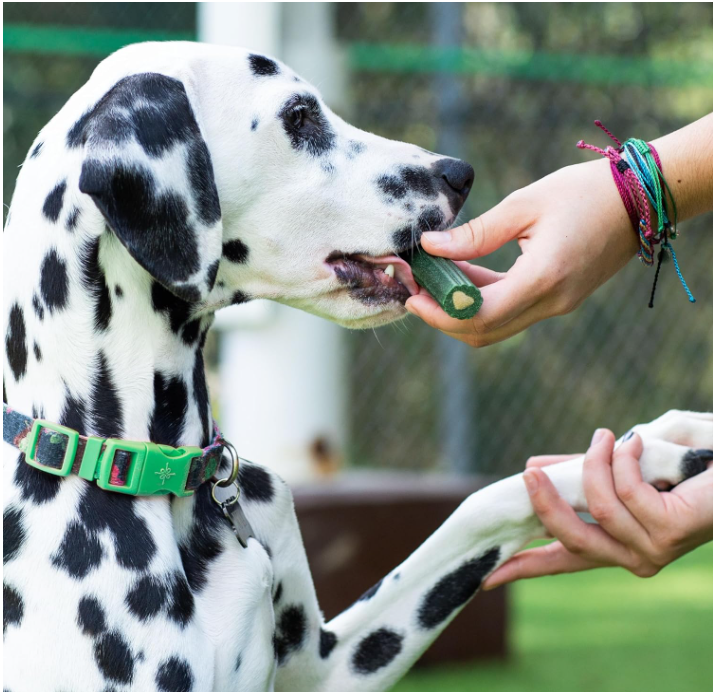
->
xmin=95 ymin=440 xmax=203 ymax=497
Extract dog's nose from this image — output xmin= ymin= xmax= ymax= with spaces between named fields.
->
xmin=437 ymin=158 xmax=474 ymax=201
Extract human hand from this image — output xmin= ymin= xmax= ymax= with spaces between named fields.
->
xmin=482 ymin=429 xmax=713 ymax=589
xmin=405 ymin=159 xmax=639 ymax=346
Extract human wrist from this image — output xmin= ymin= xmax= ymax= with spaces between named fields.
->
xmin=650 ymin=114 xmax=713 ymax=222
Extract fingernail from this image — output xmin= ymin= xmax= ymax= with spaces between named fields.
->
xmin=405 ymin=302 xmax=416 ymax=315
xmin=422 ymin=230 xmax=451 ymax=246
xmin=591 ymin=428 xmax=606 ymax=446
xmin=523 ymin=470 xmax=539 ymax=494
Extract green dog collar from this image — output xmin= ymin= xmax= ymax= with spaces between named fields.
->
xmin=3 ymin=404 xmax=226 ymax=498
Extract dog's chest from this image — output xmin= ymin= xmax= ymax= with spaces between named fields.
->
xmin=3 ymin=446 xmax=282 ymax=692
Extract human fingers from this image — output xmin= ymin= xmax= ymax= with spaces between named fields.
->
xmin=611 ymin=434 xmax=669 ymax=529
xmin=482 ymin=541 xmax=601 ymax=589
xmin=525 ymin=468 xmax=633 ymax=566
xmin=421 ymin=193 xmax=531 ymax=260
xmin=582 ymin=431 xmax=652 ymax=550
xmin=526 ymin=454 xmax=581 ymax=469
xmin=451 ymin=261 xmax=504 ymax=287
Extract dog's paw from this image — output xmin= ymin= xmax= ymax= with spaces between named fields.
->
xmin=681 ymin=448 xmax=713 ymax=481
xmin=637 ymin=439 xmax=713 ymax=491
xmin=631 ymin=410 xmax=713 ymax=449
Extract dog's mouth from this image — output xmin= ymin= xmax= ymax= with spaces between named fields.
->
xmin=326 ymin=252 xmax=420 ymax=305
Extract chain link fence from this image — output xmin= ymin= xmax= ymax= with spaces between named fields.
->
xmin=5 ymin=3 xmax=713 ymax=479
xmin=337 ymin=3 xmax=713 ymax=475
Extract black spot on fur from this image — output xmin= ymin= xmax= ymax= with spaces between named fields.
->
xmin=249 ymin=54 xmax=280 ymax=77
xmin=152 ymin=282 xmax=192 ymax=333
xmin=347 ymin=140 xmax=366 ymax=158
xmin=77 ymin=596 xmax=108 ymax=636
xmin=78 ymin=485 xmax=157 ymax=572
xmin=231 ymin=291 xmax=250 ymax=305
xmin=6 ymin=303 xmax=27 ymax=381
xmin=192 ymin=351 xmax=210 ymax=448
xmin=32 ymin=294 xmax=44 ymax=321
xmin=274 ymin=605 xmax=307 ymax=664
xmin=417 ymin=206 xmax=445 ymax=234
xmin=682 ymin=449 xmax=713 ymax=480
xmin=401 ymin=166 xmax=437 ymax=198
xmin=273 ymin=581 xmax=283 ymax=605
xmin=14 ymin=453 xmax=63 ymax=504
xmin=187 ymin=139 xmax=221 ymax=225
xmin=206 ymin=260 xmax=220 ymax=290
xmin=167 ymin=572 xmax=195 ymax=627
xmin=125 ymin=575 xmax=168 ymax=622
xmin=377 ymin=174 xmax=407 ymax=200
xmin=352 ymin=627 xmax=403 ymax=674
xmin=33 ymin=341 xmax=42 ymax=362
xmin=279 ymin=93 xmax=335 ymax=157
xmin=42 ymin=180 xmax=66 ymax=222
xmin=417 ymin=547 xmax=500 ymax=629
xmin=156 ymin=656 xmax=194 ymax=692
xmin=94 ymin=630 xmax=134 ymax=684
xmin=3 ymin=507 xmax=26 ymax=564
xmin=114 ymin=285 xmax=123 ymax=298
xmin=181 ymin=319 xmax=201 ymax=346
xmin=178 ymin=486 xmax=225 ymax=592
xmin=250 ymin=118 xmax=259 ymax=131
xmin=319 ymin=628 xmax=338 ymax=659
xmin=392 ymin=224 xmax=419 ymax=254
xmin=235 ymin=653 xmax=242 ymax=671
xmin=30 ymin=140 xmax=43 ymax=158
xmin=238 ymin=463 xmax=275 ymax=503
xmin=80 ymin=238 xmax=112 ymax=331
xmin=40 ymin=249 xmax=69 ymax=313
xmin=223 ymin=239 xmax=249 ymax=264
xmin=80 ymin=161 xmax=200 ymax=290
xmin=52 ymin=521 xmax=104 ymax=579
xmin=66 ymin=206 xmax=81 ymax=232
xmin=59 ymin=391 xmax=88 ymax=435
xmin=149 ymin=372 xmax=188 ymax=447
xmin=3 ymin=583 xmax=24 ymax=633
xmin=91 ymin=352 xmax=123 ymax=438
xmin=357 ymin=578 xmax=383 ymax=602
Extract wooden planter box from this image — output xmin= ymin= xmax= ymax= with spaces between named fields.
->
xmin=293 ymin=473 xmax=509 ymax=666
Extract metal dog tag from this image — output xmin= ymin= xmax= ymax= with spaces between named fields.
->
xmin=221 ymin=499 xmax=254 ymax=548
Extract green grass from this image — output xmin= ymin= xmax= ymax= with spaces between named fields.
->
xmin=395 ymin=541 xmax=713 ymax=692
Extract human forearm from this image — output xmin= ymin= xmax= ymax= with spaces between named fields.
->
xmin=651 ymin=113 xmax=713 ymax=222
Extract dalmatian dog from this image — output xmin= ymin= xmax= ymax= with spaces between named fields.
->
xmin=3 ymin=41 xmax=712 ymax=692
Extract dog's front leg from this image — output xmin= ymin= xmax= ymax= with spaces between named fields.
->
xmin=276 ymin=411 xmax=711 ymax=692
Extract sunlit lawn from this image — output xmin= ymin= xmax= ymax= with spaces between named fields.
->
xmin=395 ymin=541 xmax=713 ymax=692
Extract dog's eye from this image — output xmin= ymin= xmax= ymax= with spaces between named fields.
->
xmin=291 ymin=108 xmax=306 ymax=129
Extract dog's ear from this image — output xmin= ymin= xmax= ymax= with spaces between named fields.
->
xmin=76 ymin=73 xmax=222 ymax=303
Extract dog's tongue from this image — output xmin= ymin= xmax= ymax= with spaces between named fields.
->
xmin=361 ymin=255 xmax=420 ymax=296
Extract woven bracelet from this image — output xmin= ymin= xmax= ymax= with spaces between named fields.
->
xmin=577 ymin=121 xmax=695 ymax=307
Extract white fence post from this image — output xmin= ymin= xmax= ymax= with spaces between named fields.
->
xmin=198 ymin=2 xmax=348 ymax=484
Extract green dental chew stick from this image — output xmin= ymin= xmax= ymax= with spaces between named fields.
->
xmin=406 ymin=250 xmax=483 ymax=319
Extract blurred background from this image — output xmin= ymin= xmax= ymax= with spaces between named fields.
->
xmin=4 ymin=4 xmax=713 ymax=691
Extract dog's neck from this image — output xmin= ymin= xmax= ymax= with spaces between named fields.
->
xmin=6 ymin=225 xmax=216 ymax=450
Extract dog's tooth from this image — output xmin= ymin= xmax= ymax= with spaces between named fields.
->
xmin=384 ymin=264 xmax=395 ymax=278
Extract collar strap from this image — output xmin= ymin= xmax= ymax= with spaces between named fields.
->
xmin=3 ymin=404 xmax=227 ymax=498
